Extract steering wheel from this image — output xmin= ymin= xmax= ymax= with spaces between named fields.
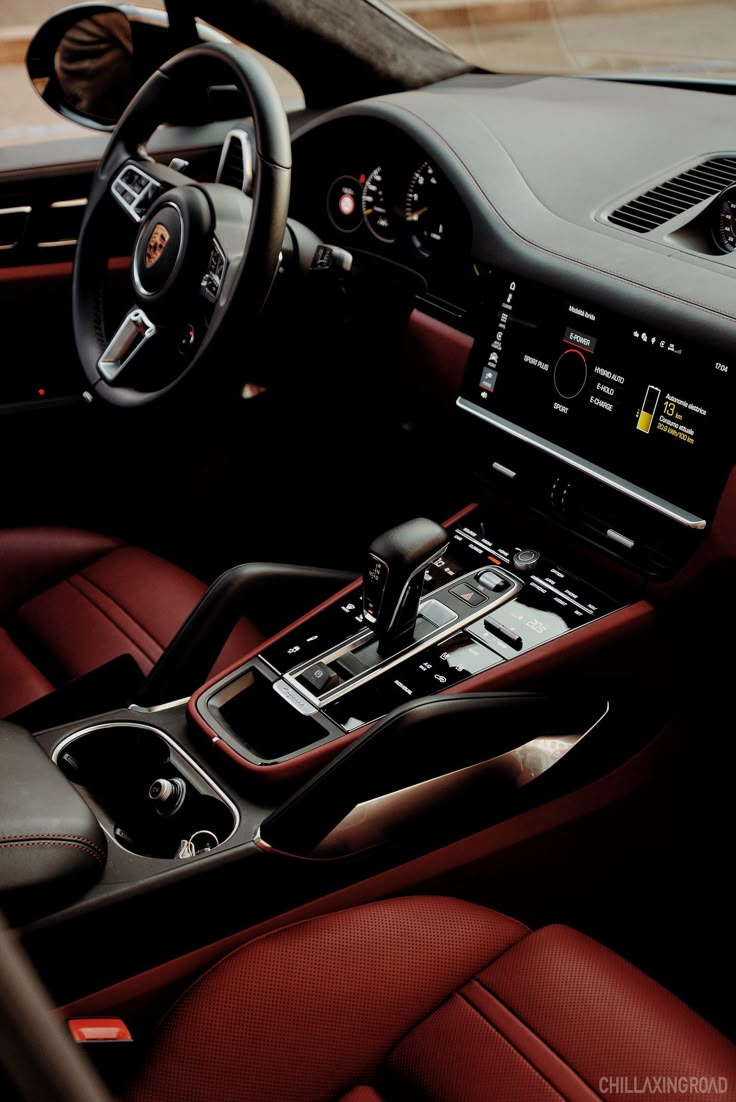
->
xmin=73 ymin=43 xmax=291 ymax=407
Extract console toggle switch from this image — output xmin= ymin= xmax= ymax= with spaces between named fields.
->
xmin=476 ymin=569 xmax=510 ymax=593
xmin=299 ymin=662 xmax=340 ymax=696
xmin=449 ymin=583 xmax=486 ymax=606
xmin=484 ymin=617 xmax=523 ymax=651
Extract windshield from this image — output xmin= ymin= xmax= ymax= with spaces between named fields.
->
xmin=383 ymin=0 xmax=736 ymax=80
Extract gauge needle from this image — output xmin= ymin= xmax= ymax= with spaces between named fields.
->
xmin=363 ymin=208 xmax=373 ymax=215
xmin=409 ymin=206 xmax=428 ymax=220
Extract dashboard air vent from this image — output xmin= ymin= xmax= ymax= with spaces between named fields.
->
xmin=608 ymin=156 xmax=736 ymax=233
xmin=216 ymin=129 xmax=253 ymax=194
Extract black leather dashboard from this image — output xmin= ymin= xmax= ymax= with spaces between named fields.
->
xmin=291 ymin=74 xmax=736 ymax=352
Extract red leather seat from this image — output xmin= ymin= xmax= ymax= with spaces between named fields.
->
xmin=128 ymin=896 xmax=736 ymax=1102
xmin=0 ymin=527 xmax=262 ymax=716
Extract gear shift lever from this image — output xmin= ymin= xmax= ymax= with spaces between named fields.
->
xmin=363 ymin=517 xmax=449 ymax=654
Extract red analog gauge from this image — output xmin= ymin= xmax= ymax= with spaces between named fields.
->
xmin=327 ymin=175 xmax=362 ymax=233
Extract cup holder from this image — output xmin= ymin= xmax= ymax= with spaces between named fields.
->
xmin=53 ymin=723 xmax=238 ymax=861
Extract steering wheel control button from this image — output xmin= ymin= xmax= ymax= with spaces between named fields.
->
xmin=112 ymin=166 xmax=160 ymax=221
xmin=201 ymin=240 xmax=228 ymax=303
xmin=484 ymin=617 xmax=523 ymax=652
xmin=476 ymin=570 xmax=510 ymax=593
xmin=298 ymin=662 xmax=340 ymax=696
xmin=449 ymin=583 xmax=486 ymax=606
xmin=512 ymin=548 xmax=541 ymax=572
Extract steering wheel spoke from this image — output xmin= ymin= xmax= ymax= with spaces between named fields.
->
xmin=98 ymin=306 xmax=158 ymax=384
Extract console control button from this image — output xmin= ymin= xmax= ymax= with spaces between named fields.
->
xmin=513 ymin=549 xmax=541 ymax=572
xmin=298 ymin=662 xmax=340 ymax=696
xmin=261 ymin=598 xmax=364 ymax=673
xmin=476 ymin=569 xmax=510 ymax=593
xmin=324 ymin=631 xmax=502 ymax=732
xmin=419 ymin=599 xmax=457 ymax=628
xmin=411 ymin=632 xmax=503 ymax=686
xmin=449 ymin=584 xmax=486 ymax=606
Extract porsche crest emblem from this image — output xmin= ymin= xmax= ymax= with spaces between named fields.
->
xmin=145 ymin=224 xmax=170 ymax=268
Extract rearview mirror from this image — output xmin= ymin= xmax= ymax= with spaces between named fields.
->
xmin=26 ymin=3 xmax=227 ymax=132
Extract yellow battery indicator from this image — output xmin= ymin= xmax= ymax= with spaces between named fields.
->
xmin=636 ymin=385 xmax=661 ymax=433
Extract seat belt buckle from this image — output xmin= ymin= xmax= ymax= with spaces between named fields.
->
xmin=66 ymin=1018 xmax=134 ymax=1092
xmin=67 ymin=1018 xmax=132 ymax=1043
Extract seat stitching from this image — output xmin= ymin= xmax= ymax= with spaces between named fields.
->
xmin=151 ymin=907 xmax=532 ymax=1066
xmin=470 ymin=977 xmax=601 ymax=1099
xmin=455 ymin=991 xmax=573 ymax=1101
xmin=0 ymin=840 xmax=103 ymax=864
xmin=0 ymin=833 xmax=105 ymax=859
xmin=77 ymin=568 xmax=172 ymax=651
xmin=65 ymin=577 xmax=159 ymax=664
xmin=370 ymin=932 xmax=534 ymax=1086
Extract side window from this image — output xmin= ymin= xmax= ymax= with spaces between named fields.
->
xmin=0 ymin=2 xmax=302 ymax=148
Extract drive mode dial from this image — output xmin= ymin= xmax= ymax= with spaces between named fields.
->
xmin=513 ymin=549 xmax=541 ymax=572
xmin=553 ymin=348 xmax=588 ymax=400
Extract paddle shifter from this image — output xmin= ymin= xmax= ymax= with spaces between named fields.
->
xmin=363 ymin=518 xmax=449 ymax=655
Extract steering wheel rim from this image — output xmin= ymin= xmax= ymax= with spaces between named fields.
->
xmin=73 ymin=42 xmax=291 ymax=408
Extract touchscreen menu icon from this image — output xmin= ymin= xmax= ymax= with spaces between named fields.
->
xmin=636 ymin=384 xmax=661 ymax=433
xmin=480 ymin=367 xmax=498 ymax=393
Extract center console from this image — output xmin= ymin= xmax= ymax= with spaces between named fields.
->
xmin=192 ymin=506 xmax=624 ymax=777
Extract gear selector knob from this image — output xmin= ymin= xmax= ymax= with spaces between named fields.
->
xmin=363 ymin=517 xmax=449 ymax=653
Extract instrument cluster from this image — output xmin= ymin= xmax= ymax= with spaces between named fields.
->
xmin=291 ymin=118 xmax=474 ymax=307
xmin=327 ymin=160 xmax=449 ymax=259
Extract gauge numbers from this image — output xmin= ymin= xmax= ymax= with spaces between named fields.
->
xmin=711 ymin=184 xmax=736 ymax=253
xmin=405 ymin=161 xmax=445 ymax=257
xmin=361 ymin=166 xmax=396 ymax=242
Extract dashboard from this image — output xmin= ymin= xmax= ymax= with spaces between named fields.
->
xmin=289 ymin=76 xmax=736 ymax=575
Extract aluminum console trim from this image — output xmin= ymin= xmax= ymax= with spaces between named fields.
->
xmin=283 ymin=568 xmax=523 ymax=709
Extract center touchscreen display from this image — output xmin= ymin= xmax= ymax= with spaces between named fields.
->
xmin=458 ymin=269 xmax=734 ymax=524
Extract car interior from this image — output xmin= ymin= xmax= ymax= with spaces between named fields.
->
xmin=0 ymin=1 xmax=735 ymax=1099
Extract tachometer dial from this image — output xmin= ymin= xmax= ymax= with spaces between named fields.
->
xmin=711 ymin=184 xmax=736 ymax=253
xmin=327 ymin=175 xmax=362 ymax=233
xmin=361 ymin=166 xmax=396 ymax=242
xmin=405 ymin=161 xmax=445 ymax=257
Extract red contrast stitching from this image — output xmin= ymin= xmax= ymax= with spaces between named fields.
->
xmin=0 ymin=841 xmax=104 ymax=864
